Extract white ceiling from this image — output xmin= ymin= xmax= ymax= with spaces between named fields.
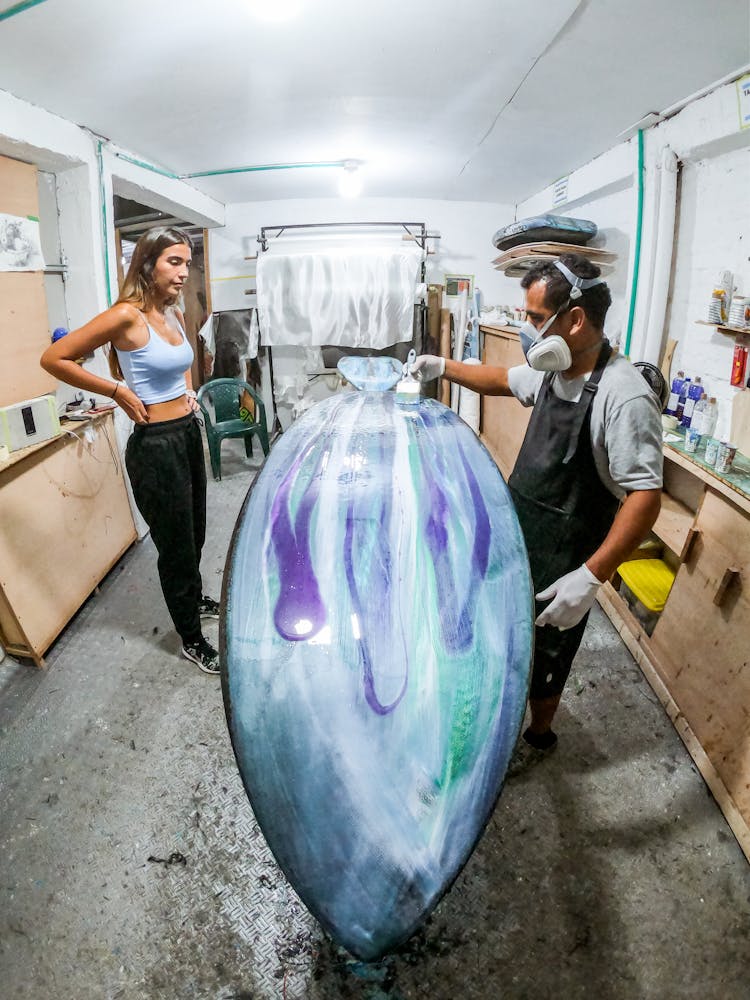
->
xmin=0 ymin=0 xmax=748 ymax=206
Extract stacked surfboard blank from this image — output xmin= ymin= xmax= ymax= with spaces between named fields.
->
xmin=493 ymin=241 xmax=618 ymax=277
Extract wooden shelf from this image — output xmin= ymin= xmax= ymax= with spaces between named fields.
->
xmin=695 ymin=320 xmax=750 ymax=337
xmin=664 ymin=443 xmax=750 ymax=515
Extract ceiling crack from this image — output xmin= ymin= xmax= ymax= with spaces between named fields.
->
xmin=457 ymin=0 xmax=588 ymax=180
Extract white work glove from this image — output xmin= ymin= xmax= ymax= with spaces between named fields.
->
xmin=535 ymin=563 xmax=603 ymax=631
xmin=409 ymin=354 xmax=445 ymax=382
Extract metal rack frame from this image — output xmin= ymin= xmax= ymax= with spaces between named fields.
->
xmin=257 ymin=221 xmax=438 ymax=253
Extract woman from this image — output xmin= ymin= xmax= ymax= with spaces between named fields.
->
xmin=41 ymin=227 xmax=220 ymax=675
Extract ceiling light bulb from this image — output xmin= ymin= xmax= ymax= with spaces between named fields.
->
xmin=247 ymin=0 xmax=300 ymax=22
xmin=339 ymin=164 xmax=363 ymax=199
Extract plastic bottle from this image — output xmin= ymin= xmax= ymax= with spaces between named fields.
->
xmin=731 ymin=344 xmax=748 ymax=387
xmin=680 ymin=377 xmax=703 ymax=428
xmin=699 ymin=397 xmax=718 ymax=439
xmin=665 ymin=370 xmax=686 ymax=416
xmin=708 ymin=289 xmax=725 ymax=324
xmin=675 ymin=377 xmax=691 ymax=423
xmin=692 ymin=393 xmax=708 ymax=434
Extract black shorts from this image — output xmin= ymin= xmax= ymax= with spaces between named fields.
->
xmin=529 ymin=610 xmax=590 ymax=700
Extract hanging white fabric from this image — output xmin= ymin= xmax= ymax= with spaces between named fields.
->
xmin=257 ymin=246 xmax=422 ymax=348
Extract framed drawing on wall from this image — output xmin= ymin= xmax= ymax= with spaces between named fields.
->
xmin=444 ymin=274 xmax=474 ymax=298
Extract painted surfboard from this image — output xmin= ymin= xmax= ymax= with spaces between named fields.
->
xmin=222 ymin=372 xmax=533 ymax=961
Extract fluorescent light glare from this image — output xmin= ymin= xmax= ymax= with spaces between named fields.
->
xmin=247 ymin=0 xmax=300 ymax=23
xmin=339 ymin=161 xmax=363 ymax=198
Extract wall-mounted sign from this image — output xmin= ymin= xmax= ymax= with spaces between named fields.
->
xmin=737 ymin=73 xmax=750 ymax=130
xmin=552 ymin=175 xmax=569 ymax=207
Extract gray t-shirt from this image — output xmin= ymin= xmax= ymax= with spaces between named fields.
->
xmin=507 ymin=354 xmax=663 ymax=499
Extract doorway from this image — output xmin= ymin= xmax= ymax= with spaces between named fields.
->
xmin=113 ymin=195 xmax=211 ymax=389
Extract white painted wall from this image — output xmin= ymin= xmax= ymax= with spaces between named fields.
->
xmin=516 ymin=78 xmax=750 ymax=442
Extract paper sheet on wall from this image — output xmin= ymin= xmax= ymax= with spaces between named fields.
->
xmin=0 ymin=213 xmax=45 ymax=272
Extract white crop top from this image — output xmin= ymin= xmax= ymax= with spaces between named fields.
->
xmin=115 ymin=319 xmax=194 ymax=404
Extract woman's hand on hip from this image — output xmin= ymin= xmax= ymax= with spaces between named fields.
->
xmin=187 ymin=395 xmax=200 ymax=414
xmin=117 ymin=386 xmax=149 ymax=424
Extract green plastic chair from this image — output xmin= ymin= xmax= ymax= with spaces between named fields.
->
xmin=197 ymin=378 xmax=270 ymax=481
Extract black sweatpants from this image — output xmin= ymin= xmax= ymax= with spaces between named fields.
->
xmin=125 ymin=414 xmax=206 ymax=644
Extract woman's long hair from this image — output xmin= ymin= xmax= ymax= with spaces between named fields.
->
xmin=108 ymin=225 xmax=193 ymax=379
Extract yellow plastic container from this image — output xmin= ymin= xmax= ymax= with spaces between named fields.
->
xmin=617 ymin=558 xmax=675 ymax=613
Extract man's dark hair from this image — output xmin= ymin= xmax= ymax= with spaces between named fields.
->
xmin=520 ymin=253 xmax=612 ymax=330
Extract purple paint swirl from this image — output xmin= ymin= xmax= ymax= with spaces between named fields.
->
xmin=270 ymin=441 xmax=327 ymax=641
xmin=418 ymin=412 xmax=491 ymax=653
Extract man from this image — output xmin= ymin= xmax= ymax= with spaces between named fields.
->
xmin=411 ymin=254 xmax=663 ymax=767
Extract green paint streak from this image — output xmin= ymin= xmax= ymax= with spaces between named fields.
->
xmin=0 ymin=0 xmax=48 ymax=24
xmin=115 ymin=152 xmax=179 ymax=179
xmin=444 ymin=675 xmax=480 ymax=777
xmin=95 ymin=140 xmax=112 ymax=307
xmin=404 ymin=416 xmax=501 ymax=792
xmin=183 ymin=160 xmax=346 ymax=179
xmin=624 ymin=129 xmax=644 ymax=359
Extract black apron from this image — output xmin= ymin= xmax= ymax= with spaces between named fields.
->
xmin=508 ymin=341 xmax=619 ymax=699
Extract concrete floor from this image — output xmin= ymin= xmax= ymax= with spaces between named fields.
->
xmin=1 ymin=437 xmax=749 ymax=1000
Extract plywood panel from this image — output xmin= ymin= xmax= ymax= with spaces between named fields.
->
xmin=598 ymin=581 xmax=750 ymax=862
xmin=0 ymin=271 xmax=56 ymax=405
xmin=650 ymin=489 xmax=750 ymax=823
xmin=479 ymin=326 xmax=530 ymax=479
xmin=0 ymin=414 xmax=136 ymax=657
xmin=0 ymin=155 xmax=38 ymax=217
xmin=652 ymin=491 xmax=697 ymax=559
xmin=426 ymin=284 xmax=442 ymax=355
xmin=0 ymin=154 xmax=54 ymax=406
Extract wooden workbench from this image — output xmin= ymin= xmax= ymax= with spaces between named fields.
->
xmin=599 ymin=436 xmax=750 ymax=862
xmin=0 ymin=409 xmax=137 ymax=667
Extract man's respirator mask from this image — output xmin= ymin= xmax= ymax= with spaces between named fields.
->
xmin=519 ymin=260 xmax=606 ymax=373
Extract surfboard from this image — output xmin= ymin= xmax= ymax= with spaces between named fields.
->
xmin=221 ymin=377 xmax=533 ymax=961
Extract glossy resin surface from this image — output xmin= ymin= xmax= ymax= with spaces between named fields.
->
xmin=222 ymin=388 xmax=533 ymax=960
